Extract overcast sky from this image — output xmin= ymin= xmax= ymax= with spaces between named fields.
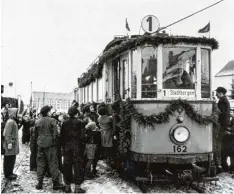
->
xmin=1 ymin=0 xmax=234 ymax=103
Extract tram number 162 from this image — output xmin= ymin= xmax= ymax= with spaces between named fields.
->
xmin=173 ymin=145 xmax=187 ymax=153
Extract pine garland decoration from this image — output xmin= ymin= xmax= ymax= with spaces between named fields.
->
xmin=78 ymin=35 xmax=218 ymax=88
xmin=116 ymin=98 xmax=220 ymax=154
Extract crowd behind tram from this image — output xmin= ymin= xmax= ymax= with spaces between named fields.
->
xmin=1 ymin=87 xmax=234 ymax=193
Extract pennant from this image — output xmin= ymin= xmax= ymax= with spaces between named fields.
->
xmin=126 ymin=18 xmax=130 ymax=31
xmin=198 ymin=22 xmax=210 ymax=33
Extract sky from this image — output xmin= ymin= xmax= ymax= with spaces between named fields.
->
xmin=1 ymin=0 xmax=234 ymax=103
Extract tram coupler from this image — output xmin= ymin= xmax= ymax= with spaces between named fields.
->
xmin=177 ymin=170 xmax=193 ymax=186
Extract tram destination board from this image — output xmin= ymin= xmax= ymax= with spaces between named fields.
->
xmin=163 ymin=89 xmax=195 ymax=98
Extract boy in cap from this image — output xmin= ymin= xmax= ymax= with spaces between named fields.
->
xmin=215 ymin=87 xmax=230 ymax=173
xmin=34 ymin=105 xmax=64 ymax=190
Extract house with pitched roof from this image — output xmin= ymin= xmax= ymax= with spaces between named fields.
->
xmin=214 ymin=60 xmax=234 ymax=99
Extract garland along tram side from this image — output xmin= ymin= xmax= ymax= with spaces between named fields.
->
xmin=77 ymin=30 xmax=220 ymax=185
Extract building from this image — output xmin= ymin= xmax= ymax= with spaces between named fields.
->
xmin=73 ymin=87 xmax=79 ymax=102
xmin=32 ymin=91 xmax=74 ymax=113
xmin=214 ymin=60 xmax=234 ymax=98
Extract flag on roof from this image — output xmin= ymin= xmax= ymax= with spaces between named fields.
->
xmin=126 ymin=18 xmax=130 ymax=31
xmin=198 ymin=22 xmax=210 ymax=33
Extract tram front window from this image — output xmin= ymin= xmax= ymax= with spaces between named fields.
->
xmin=163 ymin=47 xmax=196 ymax=90
xmin=141 ymin=47 xmax=157 ymax=98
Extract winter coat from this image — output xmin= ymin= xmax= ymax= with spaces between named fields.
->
xmin=98 ymin=115 xmax=113 ymax=147
xmin=3 ymin=108 xmax=19 ymax=156
xmin=34 ymin=117 xmax=58 ymax=148
xmin=60 ymin=117 xmax=86 ymax=151
xmin=218 ymin=96 xmax=230 ymax=130
xmin=1 ymin=107 xmax=9 ymax=122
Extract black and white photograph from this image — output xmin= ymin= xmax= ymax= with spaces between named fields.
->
xmin=1 ymin=0 xmax=234 ymax=193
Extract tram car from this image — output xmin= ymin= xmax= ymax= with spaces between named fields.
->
xmin=77 ymin=30 xmax=219 ymax=183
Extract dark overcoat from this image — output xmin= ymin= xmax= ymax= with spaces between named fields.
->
xmin=218 ymin=96 xmax=230 ymax=130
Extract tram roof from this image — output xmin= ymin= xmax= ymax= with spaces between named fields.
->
xmin=78 ymin=34 xmax=218 ymax=88
xmin=103 ymin=34 xmax=218 ymax=52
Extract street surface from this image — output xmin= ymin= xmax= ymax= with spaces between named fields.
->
xmin=1 ymin=128 xmax=234 ymax=193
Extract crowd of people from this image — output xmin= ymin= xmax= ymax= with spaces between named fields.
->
xmin=1 ymin=100 xmax=122 ymax=193
xmin=1 ymin=86 xmax=234 ymax=193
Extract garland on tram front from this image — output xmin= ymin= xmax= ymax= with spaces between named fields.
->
xmin=78 ymin=35 xmax=219 ymax=88
xmin=116 ymin=98 xmax=220 ymax=154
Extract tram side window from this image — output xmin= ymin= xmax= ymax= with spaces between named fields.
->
xmin=131 ymin=51 xmax=138 ymax=98
xmin=163 ymin=47 xmax=196 ymax=90
xmin=98 ymin=78 xmax=103 ymax=101
xmin=141 ymin=47 xmax=157 ymax=98
xmin=201 ymin=49 xmax=210 ymax=98
xmin=87 ymin=85 xmax=89 ymax=103
xmin=83 ymin=87 xmax=86 ymax=103
xmin=122 ymin=59 xmax=129 ymax=99
xmin=113 ymin=59 xmax=120 ymax=100
xmin=93 ymin=80 xmax=97 ymax=102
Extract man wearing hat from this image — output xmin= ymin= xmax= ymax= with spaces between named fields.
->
xmin=215 ymin=87 xmax=230 ymax=173
xmin=34 ymin=105 xmax=64 ymax=190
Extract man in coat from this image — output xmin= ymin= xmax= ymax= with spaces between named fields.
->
xmin=60 ymin=106 xmax=86 ymax=193
xmin=215 ymin=87 xmax=231 ymax=173
xmin=34 ymin=105 xmax=64 ymax=190
xmin=3 ymin=108 xmax=19 ymax=180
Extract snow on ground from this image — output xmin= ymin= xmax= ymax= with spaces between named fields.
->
xmin=203 ymin=173 xmax=234 ymax=194
xmin=1 ymin=128 xmax=234 ymax=193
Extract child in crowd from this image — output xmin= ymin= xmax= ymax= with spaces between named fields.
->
xmin=97 ymin=107 xmax=113 ymax=172
xmin=84 ymin=117 xmax=100 ymax=179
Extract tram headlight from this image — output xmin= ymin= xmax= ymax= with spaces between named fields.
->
xmin=173 ymin=126 xmax=190 ymax=143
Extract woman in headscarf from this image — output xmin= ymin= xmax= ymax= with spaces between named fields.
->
xmin=3 ymin=108 xmax=20 ymax=180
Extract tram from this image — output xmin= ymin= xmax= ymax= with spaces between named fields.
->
xmin=77 ymin=21 xmax=220 ymax=183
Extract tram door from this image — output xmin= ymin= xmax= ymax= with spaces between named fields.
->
xmin=113 ymin=58 xmax=121 ymax=100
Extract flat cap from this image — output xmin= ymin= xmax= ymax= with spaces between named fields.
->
xmin=68 ymin=106 xmax=78 ymax=117
xmin=40 ymin=105 xmax=51 ymax=115
xmin=215 ymin=87 xmax=227 ymax=94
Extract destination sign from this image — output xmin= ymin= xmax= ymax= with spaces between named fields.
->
xmin=163 ymin=89 xmax=195 ymax=98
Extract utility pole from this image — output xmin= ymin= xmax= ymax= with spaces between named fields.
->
xmin=43 ymin=85 xmax=46 ymax=106
xmin=30 ymin=82 xmax=32 ymax=108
